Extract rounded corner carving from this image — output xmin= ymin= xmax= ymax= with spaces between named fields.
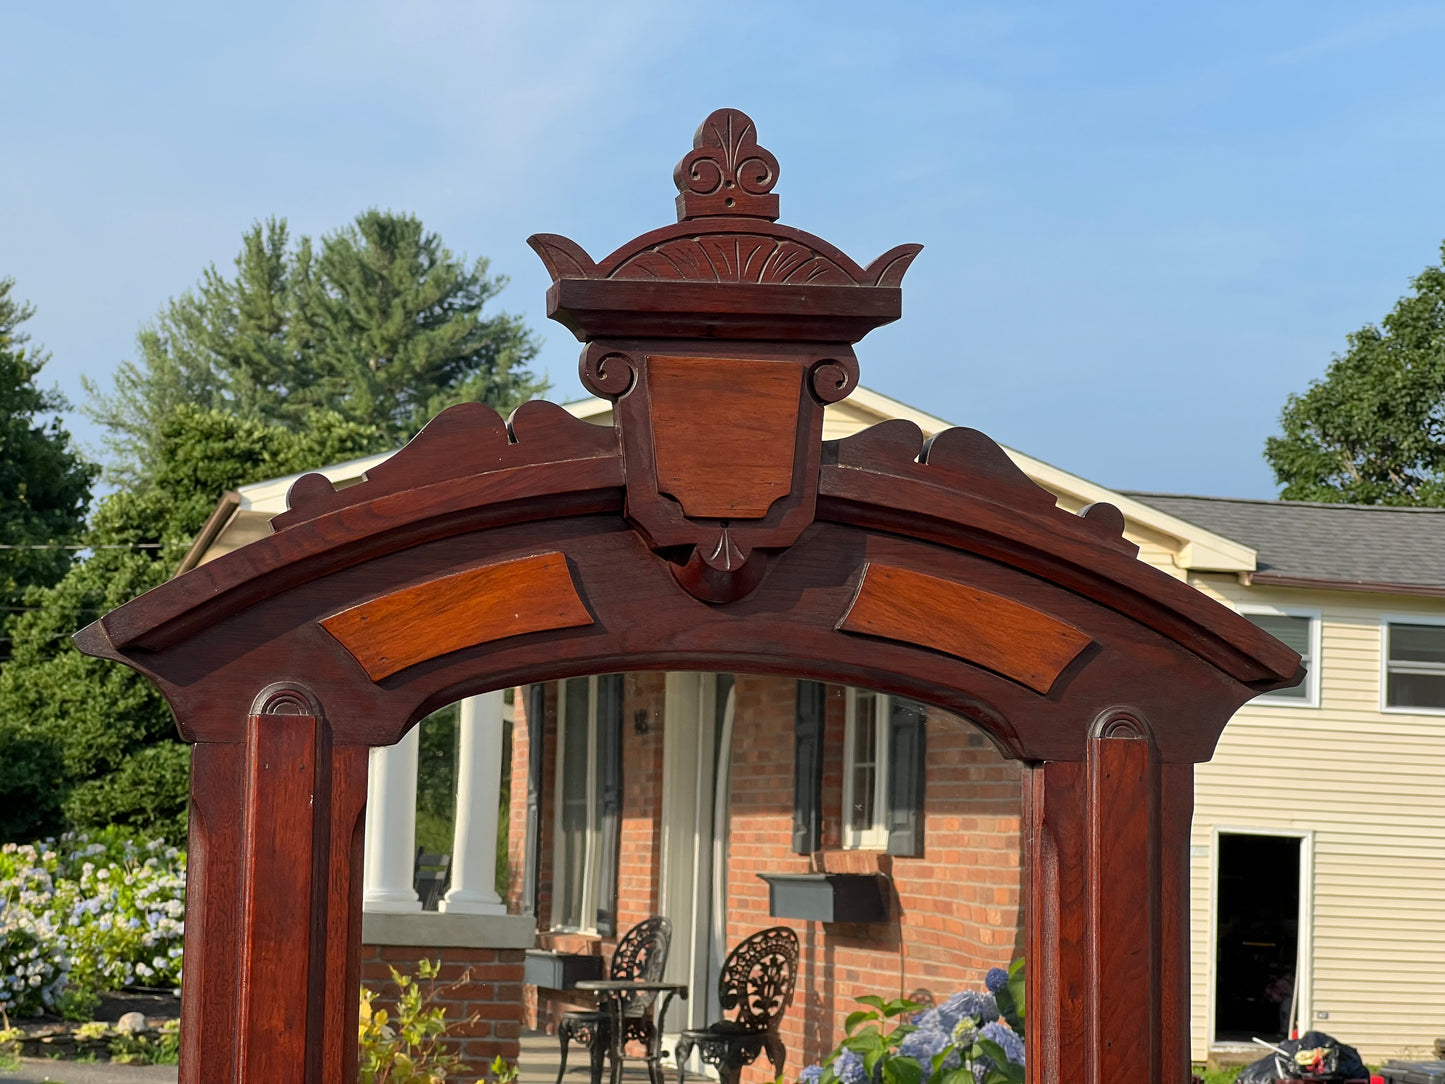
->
xmin=251 ymin=682 xmax=323 ymax=719
xmin=1091 ymin=708 xmax=1151 ymax=741
xmin=808 ymin=357 xmax=859 ymax=405
xmin=580 ymin=347 xmax=638 ymax=400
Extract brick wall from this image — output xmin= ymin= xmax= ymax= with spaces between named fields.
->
xmin=724 ymin=676 xmax=1023 ymax=1077
xmin=360 ymin=942 xmax=524 ymax=1077
xmin=509 ymin=672 xmax=1024 ymax=1080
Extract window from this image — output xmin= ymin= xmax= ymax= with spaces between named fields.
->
xmin=844 ymin=689 xmax=889 ymax=849
xmin=1240 ymin=609 xmax=1319 ymax=706
xmin=551 ymin=675 xmax=624 ymax=933
xmin=1383 ymin=620 xmax=1445 ymax=712
xmin=841 ymin=688 xmax=926 ymax=854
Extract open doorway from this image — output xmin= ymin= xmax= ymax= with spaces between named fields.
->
xmin=1213 ymin=831 xmax=1309 ymax=1044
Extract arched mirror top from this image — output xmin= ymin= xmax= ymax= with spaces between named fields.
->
xmin=74 ymin=107 xmax=1301 ymax=768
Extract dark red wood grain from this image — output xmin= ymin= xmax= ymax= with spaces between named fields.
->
xmin=238 ymin=713 xmax=317 ymax=1083
xmin=72 ymin=108 xmax=1302 ymax=1083
xmin=1087 ymin=722 xmax=1159 ymax=1081
xmin=838 ymin=561 xmax=1092 ymax=694
xmin=648 ymin=356 xmax=801 ymax=519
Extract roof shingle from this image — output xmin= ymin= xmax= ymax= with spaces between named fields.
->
xmin=1122 ymin=492 xmax=1445 ymax=590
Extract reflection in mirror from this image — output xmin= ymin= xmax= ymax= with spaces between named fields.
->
xmin=356 ymin=673 xmax=1026 ymax=1084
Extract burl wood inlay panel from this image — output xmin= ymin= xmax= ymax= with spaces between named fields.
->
xmin=647 ymin=356 xmax=800 ymax=519
xmin=320 ymin=552 xmax=592 ymax=681
xmin=838 ymin=562 xmax=1091 ymax=694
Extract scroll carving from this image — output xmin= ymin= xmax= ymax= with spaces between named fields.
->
xmin=808 ymin=358 xmax=858 ymax=404
xmin=675 ymin=108 xmax=781 ymax=221
xmin=581 ymin=351 xmax=637 ymax=398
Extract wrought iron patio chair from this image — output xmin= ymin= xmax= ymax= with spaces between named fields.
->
xmin=674 ymin=926 xmax=800 ymax=1084
xmin=556 ymin=916 xmax=674 ymax=1084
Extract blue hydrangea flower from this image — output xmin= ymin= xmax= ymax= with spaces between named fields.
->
xmin=935 ymin=990 xmax=998 ymax=1032
xmin=800 ymin=1064 xmax=824 ymax=1084
xmin=898 ymin=1026 xmax=960 ymax=1071
xmin=834 ymin=1048 xmax=867 ymax=1084
xmin=980 ymin=1020 xmax=1025 ymax=1065
xmin=984 ymin=967 xmax=1009 ymax=994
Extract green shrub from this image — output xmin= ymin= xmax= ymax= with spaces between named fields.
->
xmin=359 ymin=958 xmax=518 ymax=1084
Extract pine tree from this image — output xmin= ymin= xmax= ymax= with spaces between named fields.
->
xmin=0 ymin=279 xmax=96 ymax=660
xmin=86 ymin=213 xmax=546 ymax=484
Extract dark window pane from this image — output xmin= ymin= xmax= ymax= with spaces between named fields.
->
xmin=1386 ymin=670 xmax=1445 ymax=710
xmin=1390 ymin=624 xmax=1445 ymax=666
xmin=1246 ymin=614 xmax=1311 ymax=657
xmin=557 ymin=678 xmax=591 ymax=928
xmin=1244 ymin=615 xmax=1311 ymax=699
xmin=850 ymin=692 xmax=879 ymax=834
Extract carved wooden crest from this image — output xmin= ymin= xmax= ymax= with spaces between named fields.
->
xmin=529 ymin=108 xmax=922 ymax=601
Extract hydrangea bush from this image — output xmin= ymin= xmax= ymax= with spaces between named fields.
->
xmin=799 ymin=961 xmax=1025 ymax=1084
xmin=0 ymin=829 xmax=186 ymax=1019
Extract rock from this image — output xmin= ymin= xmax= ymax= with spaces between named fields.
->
xmin=115 ymin=1010 xmax=149 ymax=1034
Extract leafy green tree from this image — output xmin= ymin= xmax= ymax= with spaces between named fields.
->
xmin=87 ymin=211 xmax=546 ymax=484
xmin=0 ymin=405 xmax=379 ymax=842
xmin=0 ymin=279 xmax=96 ymax=656
xmin=1266 ymin=243 xmax=1445 ymax=505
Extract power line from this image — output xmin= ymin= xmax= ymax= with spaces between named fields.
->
xmin=0 ymin=543 xmax=162 ymax=550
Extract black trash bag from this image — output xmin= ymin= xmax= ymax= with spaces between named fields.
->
xmin=1235 ymin=1031 xmax=1369 ymax=1083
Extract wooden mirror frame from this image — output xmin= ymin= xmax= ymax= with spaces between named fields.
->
xmin=77 ymin=109 xmax=1300 ymax=1084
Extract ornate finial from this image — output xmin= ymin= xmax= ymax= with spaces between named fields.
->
xmin=674 ymin=108 xmax=780 ymax=221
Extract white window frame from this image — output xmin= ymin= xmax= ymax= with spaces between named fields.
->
xmin=1380 ymin=614 xmax=1445 ymax=716
xmin=1205 ymin=826 xmax=1314 ymax=1050
xmin=842 ymin=688 xmax=891 ymax=850
xmin=550 ymin=676 xmax=601 ymax=932
xmin=1237 ymin=604 xmax=1321 ymax=708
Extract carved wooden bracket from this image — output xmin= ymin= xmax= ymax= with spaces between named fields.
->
xmin=530 ymin=108 xmax=922 ymax=601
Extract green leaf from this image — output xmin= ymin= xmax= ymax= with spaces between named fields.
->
xmin=846 ymin=1010 xmax=880 ymax=1034
xmin=974 ymin=1039 xmax=1024 ymax=1083
xmin=882 ymin=1056 xmax=925 ymax=1084
xmin=843 ymin=1026 xmax=882 ymax=1051
xmin=1007 ymin=958 xmax=1025 ymax=1025
xmin=856 ymin=995 xmax=889 ymax=1011
xmin=882 ymin=997 xmax=922 ymax=1019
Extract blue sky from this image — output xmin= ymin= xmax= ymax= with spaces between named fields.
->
xmin=4 ymin=1 xmax=1445 ymax=498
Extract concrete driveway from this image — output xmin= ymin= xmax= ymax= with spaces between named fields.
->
xmin=0 ymin=1059 xmax=178 ymax=1084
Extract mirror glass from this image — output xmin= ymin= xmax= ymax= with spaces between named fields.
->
xmin=360 ymin=672 xmax=1027 ymax=1083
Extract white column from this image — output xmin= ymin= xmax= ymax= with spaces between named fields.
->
xmin=440 ymin=691 xmax=508 ymax=915
xmin=363 ymin=727 xmax=422 ymax=912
